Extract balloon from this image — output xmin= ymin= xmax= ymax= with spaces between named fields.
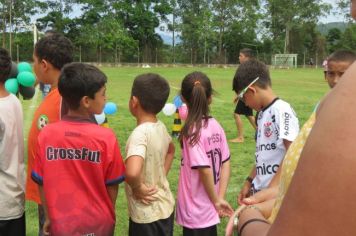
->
xmin=178 ymin=104 xmax=188 ymax=120
xmin=162 ymin=103 xmax=176 ymax=116
xmin=4 ymin=78 xmax=19 ymax=94
xmin=104 ymin=102 xmax=117 ymax=115
xmin=9 ymin=61 xmax=18 ymax=78
xmin=173 ymin=95 xmax=183 ymax=108
xmin=17 ymin=62 xmax=32 ymax=73
xmin=17 ymin=71 xmax=35 ymax=87
xmin=19 ymin=85 xmax=35 ymax=100
xmin=94 ymin=112 xmax=106 ymax=125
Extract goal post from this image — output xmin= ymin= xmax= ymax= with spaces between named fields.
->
xmin=272 ymin=54 xmax=298 ymax=68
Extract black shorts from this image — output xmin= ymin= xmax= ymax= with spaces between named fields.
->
xmin=183 ymin=224 xmax=217 ymax=236
xmin=129 ymin=212 xmax=174 ymax=236
xmin=234 ymin=100 xmax=253 ymax=116
xmin=0 ymin=213 xmax=26 ymax=236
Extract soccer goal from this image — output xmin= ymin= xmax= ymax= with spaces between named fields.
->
xmin=272 ymin=54 xmax=298 ymax=69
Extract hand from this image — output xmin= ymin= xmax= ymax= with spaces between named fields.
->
xmin=242 ymin=186 xmax=279 ymax=205
xmin=132 ymin=183 xmax=158 ymax=205
xmin=215 ymin=198 xmax=234 ymax=218
xmin=254 ymin=198 xmax=276 ymax=219
xmin=237 ymin=182 xmax=251 ymax=205
xmin=43 ymin=218 xmax=50 ymax=236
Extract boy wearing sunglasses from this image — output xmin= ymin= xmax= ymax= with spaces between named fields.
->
xmin=233 ymin=59 xmax=299 ymax=204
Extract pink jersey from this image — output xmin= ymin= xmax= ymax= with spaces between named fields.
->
xmin=31 ymin=116 xmax=125 ymax=236
xmin=176 ymin=117 xmax=230 ymax=229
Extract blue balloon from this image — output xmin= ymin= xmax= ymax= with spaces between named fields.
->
xmin=104 ymin=102 xmax=117 ymax=115
xmin=173 ymin=95 xmax=183 ymax=108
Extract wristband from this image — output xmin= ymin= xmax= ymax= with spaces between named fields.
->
xmin=246 ymin=176 xmax=253 ymax=183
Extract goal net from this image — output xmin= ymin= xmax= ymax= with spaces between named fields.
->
xmin=272 ymin=54 xmax=298 ymax=68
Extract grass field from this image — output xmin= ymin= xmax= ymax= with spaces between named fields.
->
xmin=22 ymin=66 xmax=328 ymax=236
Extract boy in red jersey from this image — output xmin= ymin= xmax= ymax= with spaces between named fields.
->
xmin=26 ymin=33 xmax=73 ymax=236
xmin=31 ymin=63 xmax=125 ymax=236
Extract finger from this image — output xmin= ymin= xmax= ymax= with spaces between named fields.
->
xmin=143 ymin=195 xmax=158 ymax=202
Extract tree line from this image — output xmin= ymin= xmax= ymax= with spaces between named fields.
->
xmin=0 ymin=0 xmax=354 ymax=65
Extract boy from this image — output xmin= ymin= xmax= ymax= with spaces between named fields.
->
xmin=31 ymin=63 xmax=125 ymax=236
xmin=125 ymin=73 xmax=175 ymax=236
xmin=26 ymin=33 xmax=73 ymax=235
xmin=230 ymin=48 xmax=257 ymax=143
xmin=233 ymin=59 xmax=299 ymax=204
xmin=0 ymin=48 xmax=25 ymax=236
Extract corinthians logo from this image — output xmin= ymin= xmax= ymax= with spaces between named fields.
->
xmin=264 ymin=122 xmax=273 ymax=137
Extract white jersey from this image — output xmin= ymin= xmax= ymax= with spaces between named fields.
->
xmin=252 ymin=98 xmax=299 ymax=193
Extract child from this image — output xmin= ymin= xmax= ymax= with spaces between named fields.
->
xmin=0 ymin=48 xmax=25 ymax=236
xmin=230 ymin=48 xmax=257 ymax=143
xmin=234 ymin=59 xmax=299 ymax=205
xmin=176 ymin=71 xmax=233 ymax=236
xmin=26 ymin=33 xmax=73 ymax=235
xmin=31 ymin=63 xmax=125 ymax=236
xmin=125 ymin=73 xmax=175 ymax=236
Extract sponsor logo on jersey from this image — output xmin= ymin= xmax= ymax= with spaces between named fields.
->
xmin=256 ymin=142 xmax=277 ymax=152
xmin=37 ymin=114 xmax=49 ymax=130
xmin=264 ymin=122 xmax=273 ymax=137
xmin=283 ymin=112 xmax=290 ymax=136
xmin=46 ymin=146 xmax=101 ymax=163
xmin=256 ymin=163 xmax=279 ymax=175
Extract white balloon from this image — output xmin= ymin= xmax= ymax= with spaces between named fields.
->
xmin=95 ymin=112 xmax=106 ymax=125
xmin=162 ymin=103 xmax=176 ymax=116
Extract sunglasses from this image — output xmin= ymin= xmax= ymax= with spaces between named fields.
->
xmin=237 ymin=77 xmax=260 ymax=102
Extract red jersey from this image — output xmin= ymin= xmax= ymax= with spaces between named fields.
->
xmin=26 ymin=88 xmax=65 ymax=203
xmin=31 ymin=116 xmax=125 ymax=236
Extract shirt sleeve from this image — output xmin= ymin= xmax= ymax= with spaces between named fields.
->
xmin=31 ymin=133 xmax=44 ymax=185
xmin=185 ymin=139 xmax=210 ymax=169
xmin=105 ymin=137 xmax=125 ymax=186
xmin=125 ymin=128 xmax=147 ymax=160
xmin=278 ymin=104 xmax=300 ymax=141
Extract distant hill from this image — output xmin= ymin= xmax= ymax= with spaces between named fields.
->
xmin=317 ymin=22 xmax=348 ymax=35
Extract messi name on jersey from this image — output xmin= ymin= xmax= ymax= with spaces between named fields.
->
xmin=46 ymin=146 xmax=101 ymax=163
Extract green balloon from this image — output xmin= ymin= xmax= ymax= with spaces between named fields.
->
xmin=17 ymin=62 xmax=32 ymax=73
xmin=5 ymin=78 xmax=19 ymax=94
xmin=17 ymin=71 xmax=35 ymax=87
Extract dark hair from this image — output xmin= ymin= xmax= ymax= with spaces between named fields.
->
xmin=58 ymin=63 xmax=107 ymax=110
xmin=180 ymin=71 xmax=212 ymax=146
xmin=328 ymin=50 xmax=356 ymax=64
xmin=131 ymin=73 xmax=170 ymax=114
xmin=0 ymin=48 xmax=11 ymax=84
xmin=233 ymin=59 xmax=271 ymax=93
xmin=34 ymin=34 xmax=73 ymax=70
xmin=240 ymin=48 xmax=254 ymax=59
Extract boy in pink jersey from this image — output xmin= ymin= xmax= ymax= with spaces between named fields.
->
xmin=31 ymin=63 xmax=125 ymax=236
xmin=176 ymin=71 xmax=233 ymax=236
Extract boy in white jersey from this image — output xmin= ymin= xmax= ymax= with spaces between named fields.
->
xmin=233 ymin=59 xmax=299 ymax=204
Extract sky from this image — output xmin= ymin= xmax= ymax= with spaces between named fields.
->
xmin=319 ymin=0 xmax=347 ymax=23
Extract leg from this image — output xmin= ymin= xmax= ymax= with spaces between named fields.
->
xmin=230 ymin=113 xmax=244 ymax=143
xmin=246 ymin=115 xmax=257 ymax=130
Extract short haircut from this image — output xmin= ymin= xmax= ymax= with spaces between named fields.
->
xmin=34 ymin=34 xmax=73 ymax=70
xmin=240 ymin=48 xmax=254 ymax=59
xmin=233 ymin=59 xmax=271 ymax=93
xmin=0 ymin=48 xmax=12 ymax=84
xmin=131 ymin=73 xmax=170 ymax=114
xmin=328 ymin=50 xmax=356 ymax=64
xmin=58 ymin=63 xmax=107 ymax=110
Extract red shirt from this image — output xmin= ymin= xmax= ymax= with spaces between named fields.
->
xmin=32 ymin=116 xmax=125 ymax=236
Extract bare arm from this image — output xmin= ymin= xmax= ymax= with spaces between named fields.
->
xmin=106 ymin=184 xmax=118 ymax=206
xmin=125 ymin=155 xmax=157 ymax=204
xmin=164 ymin=142 xmax=175 ymax=176
xmin=39 ymin=186 xmax=50 ymax=236
xmin=218 ymin=160 xmax=230 ymax=199
xmin=238 ymin=166 xmax=256 ymax=205
xmin=199 ymin=167 xmax=233 ymax=217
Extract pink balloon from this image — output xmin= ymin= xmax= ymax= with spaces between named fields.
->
xmin=178 ymin=104 xmax=188 ymax=120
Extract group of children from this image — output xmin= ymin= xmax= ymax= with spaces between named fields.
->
xmin=1 ymin=31 xmax=354 ymax=236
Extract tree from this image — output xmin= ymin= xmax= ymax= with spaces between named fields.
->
xmin=326 ymin=28 xmax=342 ymax=53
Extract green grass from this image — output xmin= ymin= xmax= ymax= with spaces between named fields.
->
xmin=23 ymin=67 xmax=328 ymax=236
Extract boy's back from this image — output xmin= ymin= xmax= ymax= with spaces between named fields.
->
xmin=125 ymin=120 xmax=174 ymax=223
xmin=0 ymin=93 xmax=25 ymax=220
xmin=32 ymin=117 xmax=125 ymax=236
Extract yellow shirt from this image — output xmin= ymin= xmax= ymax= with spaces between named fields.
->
xmin=269 ymin=112 xmax=316 ymax=223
